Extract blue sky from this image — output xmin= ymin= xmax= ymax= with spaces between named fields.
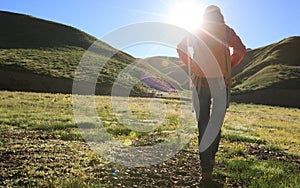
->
xmin=1 ymin=0 xmax=299 ymax=57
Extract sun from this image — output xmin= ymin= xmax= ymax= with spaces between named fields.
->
xmin=166 ymin=0 xmax=204 ymax=32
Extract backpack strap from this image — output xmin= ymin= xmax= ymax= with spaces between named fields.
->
xmin=224 ymin=28 xmax=231 ymax=108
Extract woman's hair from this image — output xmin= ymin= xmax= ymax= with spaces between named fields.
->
xmin=203 ymin=5 xmax=225 ymax=23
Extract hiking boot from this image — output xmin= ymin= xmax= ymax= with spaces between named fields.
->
xmin=199 ymin=178 xmax=222 ymax=188
xmin=200 ymin=170 xmax=223 ymax=188
xmin=201 ymin=170 xmax=213 ymax=180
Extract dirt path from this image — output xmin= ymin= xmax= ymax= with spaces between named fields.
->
xmin=1 ymin=130 xmax=299 ymax=187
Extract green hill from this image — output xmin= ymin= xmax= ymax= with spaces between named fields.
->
xmin=0 ymin=11 xmax=145 ymax=96
xmin=0 ymin=11 xmax=95 ymax=49
xmin=231 ymin=36 xmax=300 ymax=107
xmin=1 ymin=11 xmax=299 ymax=106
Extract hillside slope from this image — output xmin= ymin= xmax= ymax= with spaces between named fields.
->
xmin=231 ymin=36 xmax=300 ymax=107
xmin=0 ymin=11 xmax=145 ymax=95
xmin=1 ymin=11 xmax=299 ymax=106
xmin=0 ymin=11 xmax=95 ymax=49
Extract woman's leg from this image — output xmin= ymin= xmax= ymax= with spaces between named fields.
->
xmin=193 ymin=86 xmax=223 ymax=174
xmin=193 ymin=87 xmax=215 ymax=172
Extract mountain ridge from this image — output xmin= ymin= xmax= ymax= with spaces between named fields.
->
xmin=231 ymin=36 xmax=300 ymax=107
xmin=0 ymin=11 xmax=299 ymax=107
xmin=0 ymin=10 xmax=146 ymax=96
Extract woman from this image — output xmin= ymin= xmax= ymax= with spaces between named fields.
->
xmin=177 ymin=5 xmax=246 ymax=186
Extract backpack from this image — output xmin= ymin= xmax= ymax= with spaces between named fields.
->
xmin=191 ymin=23 xmax=231 ymax=83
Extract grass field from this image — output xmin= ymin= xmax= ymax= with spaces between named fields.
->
xmin=0 ymin=90 xmax=299 ymax=187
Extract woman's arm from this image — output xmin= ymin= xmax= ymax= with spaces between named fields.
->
xmin=176 ymin=36 xmax=193 ymax=65
xmin=227 ymin=27 xmax=246 ymax=68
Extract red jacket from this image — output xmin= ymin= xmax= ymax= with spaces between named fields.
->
xmin=177 ymin=23 xmax=246 ymax=87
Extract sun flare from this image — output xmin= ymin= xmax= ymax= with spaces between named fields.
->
xmin=166 ymin=0 xmax=204 ymax=32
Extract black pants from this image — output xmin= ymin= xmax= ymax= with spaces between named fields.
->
xmin=193 ymin=86 xmax=224 ymax=172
